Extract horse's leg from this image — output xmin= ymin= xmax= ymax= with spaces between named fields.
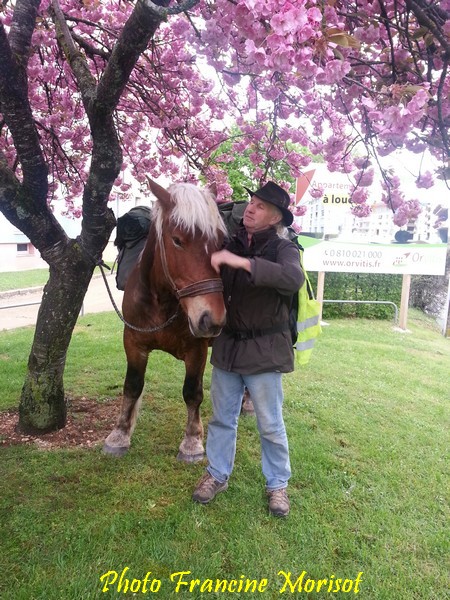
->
xmin=241 ymin=388 xmax=255 ymax=416
xmin=177 ymin=342 xmax=208 ymax=463
xmin=103 ymin=351 xmax=148 ymax=456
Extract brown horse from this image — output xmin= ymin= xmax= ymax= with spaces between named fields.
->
xmin=103 ymin=180 xmax=227 ymax=461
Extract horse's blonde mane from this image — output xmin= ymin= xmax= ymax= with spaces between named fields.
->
xmin=154 ymin=183 xmax=227 ymax=243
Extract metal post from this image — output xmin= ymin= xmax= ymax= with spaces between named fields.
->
xmin=399 ymin=274 xmax=411 ymax=330
xmin=316 ymin=271 xmax=325 ymax=320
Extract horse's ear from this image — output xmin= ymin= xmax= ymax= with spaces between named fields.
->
xmin=206 ymin=182 xmax=218 ymax=200
xmin=148 ymin=179 xmax=172 ymax=206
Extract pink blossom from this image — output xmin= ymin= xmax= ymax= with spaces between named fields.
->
xmin=268 ymin=148 xmax=285 ymax=160
xmin=1 ymin=0 xmax=446 ymax=220
xmin=294 ymin=205 xmax=307 ymax=217
xmin=307 ymin=7 xmax=322 ymax=24
xmin=393 ymin=208 xmax=409 ymax=227
xmin=351 ymin=188 xmax=369 ymax=205
xmin=355 ymin=24 xmax=380 ymax=45
xmin=351 ymin=204 xmax=372 ymax=218
xmin=354 ymin=157 xmax=372 ymax=170
xmin=405 ymin=199 xmax=422 ymax=219
xmin=271 ymin=7 xmax=307 ymax=36
xmin=415 ymin=171 xmax=434 ymax=189
xmin=382 ymin=189 xmax=405 ymax=211
xmin=357 ymin=168 xmax=374 ymax=187
xmin=310 ymin=186 xmax=324 ymax=199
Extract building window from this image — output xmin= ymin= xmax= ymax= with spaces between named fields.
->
xmin=17 ymin=243 xmax=29 ymax=253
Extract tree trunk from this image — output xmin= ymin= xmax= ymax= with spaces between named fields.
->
xmin=3 ymin=0 xmax=175 ymax=433
xmin=18 ymin=241 xmax=97 ymax=433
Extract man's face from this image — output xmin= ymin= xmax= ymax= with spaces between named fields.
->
xmin=243 ymin=196 xmax=282 ymax=234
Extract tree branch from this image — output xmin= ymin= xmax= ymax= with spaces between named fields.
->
xmin=51 ymin=0 xmax=97 ymax=110
xmin=436 ymin=59 xmax=450 ymax=160
xmin=142 ymin=0 xmax=200 ymax=18
xmin=406 ymin=0 xmax=450 ymax=57
xmin=95 ymin=0 xmax=170 ymax=112
xmin=71 ymin=32 xmax=111 ymax=62
xmin=0 ymin=22 xmax=48 ymax=203
xmin=0 ymin=151 xmax=67 ymax=254
xmin=8 ymin=0 xmax=41 ymax=72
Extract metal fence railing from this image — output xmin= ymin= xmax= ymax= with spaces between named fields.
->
xmin=0 ymin=300 xmax=41 ymax=310
xmin=322 ymin=299 xmax=399 ymax=323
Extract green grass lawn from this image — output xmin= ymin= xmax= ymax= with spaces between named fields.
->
xmin=0 ymin=311 xmax=449 ymax=599
xmin=0 ymin=264 xmax=115 ymax=292
xmin=0 ymin=268 xmax=49 ymax=292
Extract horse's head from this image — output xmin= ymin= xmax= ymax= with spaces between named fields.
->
xmin=149 ymin=179 xmax=227 ymax=338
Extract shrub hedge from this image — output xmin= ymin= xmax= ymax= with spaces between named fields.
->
xmin=308 ymin=272 xmax=403 ymax=320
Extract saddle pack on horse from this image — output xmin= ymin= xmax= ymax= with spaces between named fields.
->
xmin=114 ymin=206 xmax=152 ymax=290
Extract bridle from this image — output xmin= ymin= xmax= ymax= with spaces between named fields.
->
xmin=97 ymin=229 xmax=223 ymax=334
xmin=97 ymin=225 xmax=223 ymax=334
xmin=157 ymin=231 xmax=224 ymax=300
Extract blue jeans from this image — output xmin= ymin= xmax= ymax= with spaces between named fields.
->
xmin=206 ymin=367 xmax=291 ymax=490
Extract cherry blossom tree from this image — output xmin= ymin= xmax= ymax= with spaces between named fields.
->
xmin=1 ymin=0 xmax=448 ymax=431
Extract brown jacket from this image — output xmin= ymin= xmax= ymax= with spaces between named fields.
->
xmin=211 ymin=226 xmax=304 ymax=374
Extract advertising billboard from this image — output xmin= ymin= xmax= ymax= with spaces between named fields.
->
xmin=295 ymin=164 xmax=448 ymax=276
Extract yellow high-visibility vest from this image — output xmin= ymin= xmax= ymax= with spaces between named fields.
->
xmin=295 ymin=253 xmax=321 ymax=365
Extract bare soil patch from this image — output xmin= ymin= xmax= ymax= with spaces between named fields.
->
xmin=0 ymin=396 xmax=118 ymax=449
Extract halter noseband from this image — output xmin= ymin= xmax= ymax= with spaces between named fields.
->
xmin=176 ymin=278 xmax=224 ymax=298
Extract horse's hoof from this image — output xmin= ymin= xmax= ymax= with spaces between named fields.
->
xmin=103 ymin=444 xmax=129 ymax=457
xmin=176 ymin=451 xmax=205 ymax=464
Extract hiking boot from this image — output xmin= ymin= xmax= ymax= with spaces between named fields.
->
xmin=267 ymin=488 xmax=290 ymax=517
xmin=193 ymin=472 xmax=228 ymax=504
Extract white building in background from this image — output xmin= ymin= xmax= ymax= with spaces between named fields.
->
xmin=0 ymin=194 xmax=151 ymax=273
xmin=294 ymin=163 xmax=445 ymax=244
xmin=0 ymin=215 xmax=47 ymax=272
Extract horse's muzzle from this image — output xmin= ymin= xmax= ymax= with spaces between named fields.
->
xmin=189 ymin=310 xmax=226 ymax=338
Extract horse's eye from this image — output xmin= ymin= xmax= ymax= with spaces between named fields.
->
xmin=172 ymin=236 xmax=183 ymax=248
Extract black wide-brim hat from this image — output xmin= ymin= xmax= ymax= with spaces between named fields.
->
xmin=244 ymin=181 xmax=294 ymax=226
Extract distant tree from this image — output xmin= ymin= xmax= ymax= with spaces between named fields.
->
xmin=206 ymin=124 xmax=312 ymax=200
xmin=410 ymin=249 xmax=450 ymax=318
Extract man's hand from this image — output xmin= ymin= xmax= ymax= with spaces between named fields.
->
xmin=211 ymin=249 xmax=252 ymax=274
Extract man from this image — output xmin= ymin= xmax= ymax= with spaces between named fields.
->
xmin=193 ymin=181 xmax=304 ymax=517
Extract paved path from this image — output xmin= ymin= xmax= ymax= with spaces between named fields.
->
xmin=0 ymin=274 xmax=124 ymax=331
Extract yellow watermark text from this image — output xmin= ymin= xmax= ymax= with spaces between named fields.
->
xmin=278 ymin=570 xmax=363 ymax=594
xmin=99 ymin=567 xmax=364 ymax=594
